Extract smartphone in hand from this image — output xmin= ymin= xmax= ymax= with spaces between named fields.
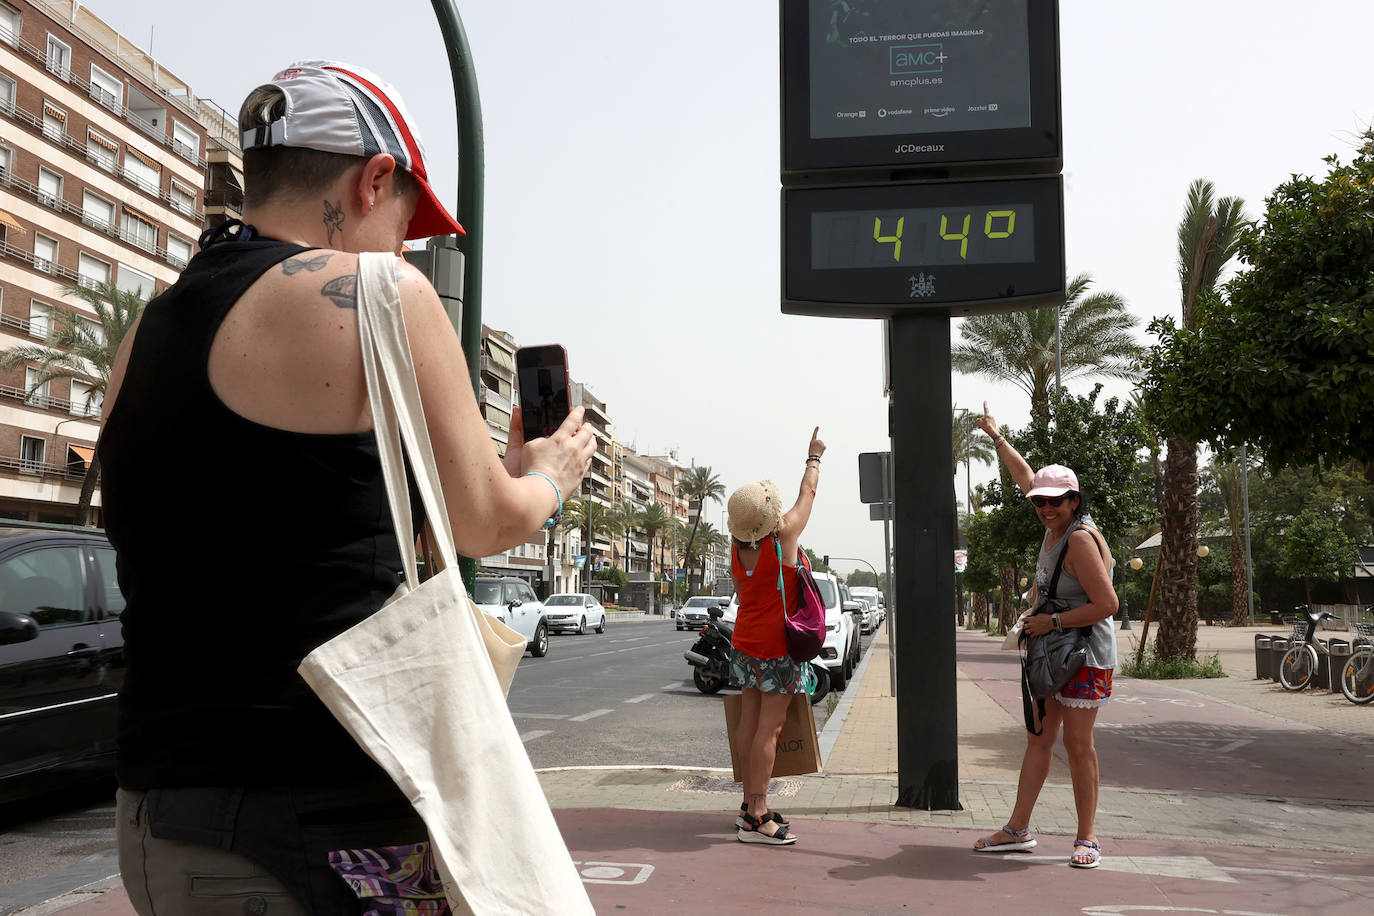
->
xmin=515 ymin=344 xmax=571 ymax=442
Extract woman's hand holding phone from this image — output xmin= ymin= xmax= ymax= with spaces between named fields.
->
xmin=512 ymin=406 xmax=596 ymax=512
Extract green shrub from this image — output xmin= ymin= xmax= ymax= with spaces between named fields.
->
xmin=1120 ymin=643 xmax=1226 ymax=679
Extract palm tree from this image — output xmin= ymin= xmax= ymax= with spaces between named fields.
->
xmin=559 ymin=499 xmax=622 ymax=591
xmin=0 ymin=282 xmax=147 ymax=525
xmin=1206 ymin=452 xmax=1251 ymax=626
xmin=952 ymin=272 xmax=1142 ymax=422
xmin=610 ymin=499 xmax=642 ymax=573
xmin=952 ymin=407 xmax=995 ymax=508
xmin=683 ymin=520 xmax=729 ymax=593
xmin=678 ymin=465 xmax=725 ymax=592
xmin=1155 ymin=180 xmax=1246 ymax=660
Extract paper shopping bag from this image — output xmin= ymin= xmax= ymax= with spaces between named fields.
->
xmin=723 ymin=692 xmax=823 ymax=781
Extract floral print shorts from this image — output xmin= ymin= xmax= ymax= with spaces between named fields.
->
xmin=329 ymin=841 xmax=450 ymax=915
xmin=729 ymin=647 xmax=804 ymax=694
xmin=1059 ymin=666 xmax=1113 ymax=708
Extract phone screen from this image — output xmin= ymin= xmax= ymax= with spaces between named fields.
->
xmin=515 ymin=345 xmax=570 ymax=442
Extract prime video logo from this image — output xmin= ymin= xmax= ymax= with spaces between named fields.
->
xmin=890 ymin=43 xmax=947 ymax=75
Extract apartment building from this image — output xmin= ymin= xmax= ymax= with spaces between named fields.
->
xmin=0 ymin=0 xmax=208 ymax=522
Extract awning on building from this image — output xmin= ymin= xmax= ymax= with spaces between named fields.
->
xmin=42 ymin=104 xmax=67 ymax=122
xmin=0 ymin=209 xmax=25 ymax=234
xmin=122 ymin=203 xmax=157 ymax=226
xmin=227 ymin=165 xmax=244 ymax=190
xmin=67 ymin=445 xmax=95 ymax=468
xmin=125 ymin=146 xmax=160 ymax=170
xmin=87 ymin=131 xmax=119 ymax=153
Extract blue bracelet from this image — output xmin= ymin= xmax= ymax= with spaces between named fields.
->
xmin=525 ymin=471 xmax=562 ymax=529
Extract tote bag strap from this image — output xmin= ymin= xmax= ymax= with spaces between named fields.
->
xmin=355 ymin=252 xmax=460 ymax=584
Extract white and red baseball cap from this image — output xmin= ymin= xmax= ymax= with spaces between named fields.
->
xmin=241 ymin=60 xmax=464 ymax=240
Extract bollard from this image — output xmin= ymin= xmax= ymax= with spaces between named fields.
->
xmin=1254 ymin=635 xmax=1271 ymax=680
xmin=1313 ymin=638 xmax=1331 ymax=690
xmin=1327 ymin=639 xmax=1351 ymax=694
xmin=1268 ymin=637 xmax=1289 ymax=682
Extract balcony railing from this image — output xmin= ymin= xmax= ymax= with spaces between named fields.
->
xmin=0 ymin=170 xmax=189 ymax=270
xmin=0 ymin=100 xmax=205 ymax=222
xmin=1 ymin=452 xmax=88 ymax=481
xmin=8 ymin=32 xmax=203 ymax=166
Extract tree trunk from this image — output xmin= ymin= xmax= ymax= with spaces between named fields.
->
xmin=971 ymin=591 xmax=988 ymax=629
xmin=1229 ymin=532 xmax=1248 ymax=626
xmin=1155 ymin=436 xmax=1200 ymax=659
xmin=998 ymin=564 xmax=1016 ymax=634
xmin=76 ymin=455 xmax=101 ymax=526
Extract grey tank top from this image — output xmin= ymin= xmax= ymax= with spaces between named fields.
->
xmin=1035 ymin=517 xmax=1118 ymax=670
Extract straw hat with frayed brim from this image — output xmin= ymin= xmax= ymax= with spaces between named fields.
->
xmin=727 ymin=480 xmax=784 ymax=546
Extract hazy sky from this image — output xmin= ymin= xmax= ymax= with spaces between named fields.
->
xmin=100 ymin=1 xmax=1373 ymax=578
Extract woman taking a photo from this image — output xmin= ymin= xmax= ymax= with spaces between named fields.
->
xmin=972 ymin=403 xmax=1117 ymax=869
xmin=726 ymin=426 xmax=825 ymax=846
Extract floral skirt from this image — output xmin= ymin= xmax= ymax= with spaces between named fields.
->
xmin=1059 ymin=666 xmax=1113 ymax=708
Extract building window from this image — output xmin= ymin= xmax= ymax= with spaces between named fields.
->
xmin=77 ymin=253 xmax=109 ymax=289
xmin=166 ymin=235 xmax=192 ymax=267
xmin=28 ymin=300 xmax=49 ymax=339
xmin=169 ymin=181 xmax=196 ymax=216
xmin=24 ymin=367 xmax=50 ymax=407
xmin=171 ymin=120 xmax=199 ymax=162
xmin=116 ymin=263 xmax=155 ymax=299
xmin=81 ymin=191 xmax=114 ymax=231
xmin=20 ymin=436 xmax=44 ymax=472
xmin=0 ymin=73 xmax=13 ymax=116
xmin=70 ymin=378 xmax=101 ymax=418
xmin=88 ymin=64 xmax=122 ymax=111
xmin=33 ymin=233 xmax=56 ymax=273
xmin=122 ymin=148 xmax=159 ymax=193
xmin=42 ymin=101 xmax=66 ymax=142
xmin=86 ymin=129 xmax=118 ymax=171
xmin=0 ymin=5 xmax=19 ymax=46
xmin=121 ymin=209 xmax=156 ymax=252
xmin=44 ymin=33 xmax=71 ymax=80
xmin=0 ymin=144 xmax=10 ymax=177
xmin=37 ymin=167 xmax=62 ymax=208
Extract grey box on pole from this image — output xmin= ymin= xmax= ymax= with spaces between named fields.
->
xmin=858 ymin=452 xmax=889 ymax=504
xmin=869 ymin=503 xmax=893 ymax=521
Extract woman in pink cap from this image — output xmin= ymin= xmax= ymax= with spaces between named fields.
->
xmin=971 ymin=403 xmax=1118 ymax=869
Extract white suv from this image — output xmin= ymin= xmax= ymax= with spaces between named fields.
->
xmin=807 ymin=571 xmax=858 ymax=691
xmin=472 ymin=577 xmax=550 ymax=657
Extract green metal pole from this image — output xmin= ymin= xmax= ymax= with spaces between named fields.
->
xmin=430 ymin=0 xmax=483 ymax=592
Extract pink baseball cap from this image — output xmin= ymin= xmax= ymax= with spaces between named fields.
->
xmin=1026 ymin=464 xmax=1079 ymax=499
xmin=241 ymin=60 xmax=465 ymax=240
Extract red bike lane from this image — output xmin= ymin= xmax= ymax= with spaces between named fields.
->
xmin=955 ymin=632 xmax=1373 ymax=799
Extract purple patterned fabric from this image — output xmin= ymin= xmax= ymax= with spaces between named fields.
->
xmin=328 ymin=841 xmax=450 ymax=915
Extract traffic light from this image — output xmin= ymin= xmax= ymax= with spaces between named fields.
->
xmin=823 ymin=555 xmax=829 ymax=567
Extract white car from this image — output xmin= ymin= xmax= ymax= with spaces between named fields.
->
xmin=542 ymin=593 xmax=607 ymax=635
xmin=678 ymin=595 xmax=726 ymax=630
xmin=849 ymin=586 xmax=884 ymax=631
xmin=812 ymin=572 xmax=859 ymax=690
xmin=472 ymin=576 xmax=549 ymax=657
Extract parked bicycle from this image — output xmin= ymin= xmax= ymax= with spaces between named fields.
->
xmin=1339 ymin=620 xmax=1374 ymax=705
xmin=1277 ymin=605 xmax=1340 ymax=691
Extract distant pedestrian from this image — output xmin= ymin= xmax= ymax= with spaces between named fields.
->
xmin=726 ymin=426 xmax=826 ymax=845
xmin=99 ymin=61 xmax=595 ymax=913
xmin=972 ymin=403 xmax=1118 ymax=869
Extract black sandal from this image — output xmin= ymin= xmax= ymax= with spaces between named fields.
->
xmin=737 ymin=811 xmax=796 ymax=845
xmin=736 ymin=804 xmax=788 ymax=829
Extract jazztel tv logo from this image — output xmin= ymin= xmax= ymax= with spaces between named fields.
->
xmin=890 ymin=44 xmax=947 ymax=75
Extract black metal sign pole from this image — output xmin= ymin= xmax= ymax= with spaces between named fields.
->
xmin=890 ymin=315 xmax=961 ymax=809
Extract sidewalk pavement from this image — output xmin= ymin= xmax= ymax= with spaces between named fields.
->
xmin=29 ymin=621 xmax=1374 ymax=915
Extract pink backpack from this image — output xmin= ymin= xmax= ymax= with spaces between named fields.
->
xmin=775 ymin=539 xmax=826 ymax=662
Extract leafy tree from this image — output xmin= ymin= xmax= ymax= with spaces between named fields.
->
xmin=1150 ymin=179 xmax=1247 ymax=660
xmin=1277 ymin=507 xmax=1358 ymax=606
xmin=0 ymin=282 xmax=148 ymax=524
xmin=1143 ymin=135 xmax=1374 ymax=473
xmin=677 ymin=465 xmax=725 ymax=591
xmin=639 ymin=501 xmax=672 ymax=579
xmin=952 ymin=272 xmax=1142 ymax=422
xmin=610 ymin=499 xmax=642 ymax=573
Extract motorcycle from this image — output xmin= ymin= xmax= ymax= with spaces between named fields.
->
xmin=684 ymin=606 xmax=829 ymax=705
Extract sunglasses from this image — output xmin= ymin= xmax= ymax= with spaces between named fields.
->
xmin=1030 ymin=493 xmax=1074 ymax=508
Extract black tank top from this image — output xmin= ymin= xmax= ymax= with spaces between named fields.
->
xmin=99 ymin=240 xmax=423 ymax=789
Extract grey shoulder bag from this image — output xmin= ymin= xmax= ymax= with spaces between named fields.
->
xmin=1019 ymin=526 xmax=1091 ymax=732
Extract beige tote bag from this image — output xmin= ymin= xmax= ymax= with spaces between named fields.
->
xmin=299 ymin=253 xmax=593 ymax=916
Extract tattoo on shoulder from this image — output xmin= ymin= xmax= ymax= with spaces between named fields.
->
xmin=323 ymin=199 xmax=345 ymax=245
xmin=321 ymin=274 xmax=357 ymax=310
xmin=281 ymin=253 xmax=335 ymax=276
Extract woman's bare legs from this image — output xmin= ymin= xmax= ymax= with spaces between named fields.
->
xmin=740 ymin=689 xmax=795 ymax=838
xmin=735 ymin=688 xmax=761 ymax=814
xmin=1058 ymin=702 xmax=1101 ymax=864
xmin=973 ymin=699 xmax=1063 ymax=848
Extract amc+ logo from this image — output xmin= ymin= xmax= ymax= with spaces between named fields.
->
xmin=890 ymin=44 xmax=947 ymax=75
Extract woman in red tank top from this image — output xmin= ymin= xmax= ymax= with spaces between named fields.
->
xmin=726 ymin=427 xmax=825 ymax=846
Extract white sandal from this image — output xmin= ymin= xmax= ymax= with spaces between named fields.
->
xmin=973 ymin=824 xmax=1037 ymax=853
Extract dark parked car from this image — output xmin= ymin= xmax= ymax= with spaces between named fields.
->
xmin=0 ymin=526 xmax=125 ymax=801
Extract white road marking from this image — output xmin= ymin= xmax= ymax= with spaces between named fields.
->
xmin=623 ymin=694 xmax=656 ymax=704
xmin=571 ymin=861 xmax=654 ymax=886
xmin=519 ymin=730 xmax=551 ymax=743
xmin=660 ymin=683 xmax=683 ymax=690
xmin=569 ymin=708 xmax=613 ymax=722
xmin=1013 ymin=856 xmax=1234 ymax=883
xmin=1222 ymin=865 xmax=1374 ymax=885
xmin=511 ymin=712 xmax=568 ymax=720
